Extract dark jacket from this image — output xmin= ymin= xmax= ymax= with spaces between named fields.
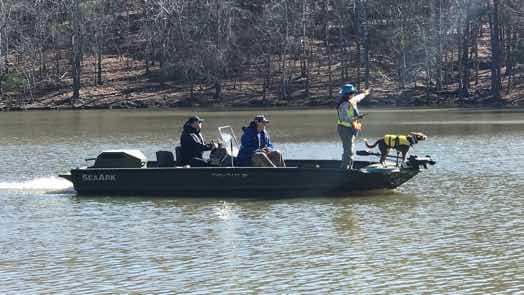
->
xmin=236 ymin=122 xmax=274 ymax=166
xmin=179 ymin=123 xmax=212 ymax=165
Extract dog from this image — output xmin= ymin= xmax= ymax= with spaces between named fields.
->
xmin=364 ymin=132 xmax=427 ymax=164
xmin=209 ymin=143 xmax=235 ymax=167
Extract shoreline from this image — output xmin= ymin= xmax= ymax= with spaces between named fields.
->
xmin=2 ymin=102 xmax=521 ymax=112
xmin=1 ymin=93 xmax=520 ymax=112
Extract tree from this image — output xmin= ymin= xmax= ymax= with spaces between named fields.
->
xmin=71 ymin=0 xmax=82 ymax=105
xmin=489 ymin=0 xmax=502 ymax=98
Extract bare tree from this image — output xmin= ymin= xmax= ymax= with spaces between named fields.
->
xmin=70 ymin=0 xmax=82 ymax=105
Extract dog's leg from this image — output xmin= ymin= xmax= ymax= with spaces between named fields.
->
xmin=380 ymin=148 xmax=388 ymax=164
xmin=378 ymin=142 xmax=388 ymax=165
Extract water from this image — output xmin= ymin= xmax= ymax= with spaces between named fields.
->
xmin=1 ymin=108 xmax=523 ymax=293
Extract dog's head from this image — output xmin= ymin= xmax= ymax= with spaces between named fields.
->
xmin=409 ymin=132 xmax=428 ymax=142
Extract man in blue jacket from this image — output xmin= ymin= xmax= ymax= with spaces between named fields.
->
xmin=236 ymin=115 xmax=285 ymax=167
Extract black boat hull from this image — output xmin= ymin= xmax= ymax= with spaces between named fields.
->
xmin=60 ymin=160 xmax=422 ymax=197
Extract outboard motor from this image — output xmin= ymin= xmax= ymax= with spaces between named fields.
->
xmin=90 ymin=150 xmax=147 ymax=168
xmin=406 ymin=155 xmax=436 ymax=169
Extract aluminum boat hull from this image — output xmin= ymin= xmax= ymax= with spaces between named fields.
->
xmin=60 ymin=159 xmax=423 ymax=197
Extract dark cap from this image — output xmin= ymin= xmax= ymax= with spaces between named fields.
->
xmin=187 ymin=115 xmax=203 ymax=124
xmin=254 ymin=115 xmax=269 ymax=123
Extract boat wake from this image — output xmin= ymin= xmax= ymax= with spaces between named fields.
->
xmin=0 ymin=176 xmax=74 ymax=194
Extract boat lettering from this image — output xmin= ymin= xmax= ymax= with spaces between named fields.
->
xmin=211 ymin=173 xmax=248 ymax=178
xmin=82 ymin=174 xmax=117 ymax=182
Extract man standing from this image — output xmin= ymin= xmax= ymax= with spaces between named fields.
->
xmin=179 ymin=115 xmax=216 ymax=167
xmin=336 ymin=84 xmax=370 ymax=169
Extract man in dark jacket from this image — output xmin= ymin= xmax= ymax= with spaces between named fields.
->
xmin=236 ymin=115 xmax=285 ymax=167
xmin=179 ymin=115 xmax=216 ymax=167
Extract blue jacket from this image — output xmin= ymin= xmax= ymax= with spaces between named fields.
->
xmin=236 ymin=122 xmax=274 ymax=166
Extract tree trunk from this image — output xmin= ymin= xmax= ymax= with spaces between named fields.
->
xmin=214 ymin=81 xmax=221 ymax=100
xmin=460 ymin=2 xmax=472 ymax=97
xmin=354 ymin=0 xmax=361 ymax=89
xmin=506 ymin=25 xmax=516 ymax=93
xmin=71 ymin=0 xmax=82 ymax=106
xmin=435 ymin=0 xmax=444 ymax=90
xmin=328 ymin=44 xmax=333 ymax=99
xmin=474 ymin=19 xmax=480 ymax=86
xmin=97 ymin=43 xmax=103 ymax=85
xmin=489 ymin=0 xmax=502 ymax=98
xmin=399 ymin=7 xmax=407 ymax=89
xmin=362 ymin=0 xmax=370 ymax=88
xmin=281 ymin=1 xmax=289 ymax=100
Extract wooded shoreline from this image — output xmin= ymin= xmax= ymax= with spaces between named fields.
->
xmin=1 ymin=1 xmax=523 ymax=112
xmin=1 ymin=88 xmax=518 ymax=112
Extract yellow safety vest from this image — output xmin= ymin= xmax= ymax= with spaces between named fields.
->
xmin=384 ymin=135 xmax=410 ymax=148
xmin=337 ymin=102 xmax=355 ymax=128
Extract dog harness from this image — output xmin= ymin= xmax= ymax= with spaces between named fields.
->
xmin=384 ymin=134 xmax=414 ymax=148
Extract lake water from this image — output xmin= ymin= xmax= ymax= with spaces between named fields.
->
xmin=1 ymin=108 xmax=523 ymax=293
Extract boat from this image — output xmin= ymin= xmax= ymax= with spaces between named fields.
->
xmin=59 ymin=126 xmax=436 ymax=196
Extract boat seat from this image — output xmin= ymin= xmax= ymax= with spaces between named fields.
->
xmin=175 ymin=146 xmax=182 ymax=166
xmin=156 ymin=151 xmax=176 ymax=167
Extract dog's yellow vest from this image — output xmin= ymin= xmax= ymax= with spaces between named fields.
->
xmin=384 ymin=135 xmax=410 ymax=148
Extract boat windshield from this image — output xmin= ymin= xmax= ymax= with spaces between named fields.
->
xmin=218 ymin=126 xmax=239 ymax=157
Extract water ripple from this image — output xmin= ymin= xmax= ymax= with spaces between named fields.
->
xmin=2 ymin=109 xmax=524 ymax=293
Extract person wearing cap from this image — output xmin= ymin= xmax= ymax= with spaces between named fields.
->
xmin=236 ymin=115 xmax=285 ymax=167
xmin=179 ymin=115 xmax=217 ymax=167
xmin=337 ymin=84 xmax=370 ymax=169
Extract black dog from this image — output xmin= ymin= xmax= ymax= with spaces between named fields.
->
xmin=364 ymin=132 xmax=427 ymax=164
xmin=209 ymin=144 xmax=235 ymax=167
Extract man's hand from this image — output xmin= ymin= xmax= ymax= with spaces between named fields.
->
xmin=206 ymin=142 xmax=218 ymax=149
xmin=261 ymin=147 xmax=272 ymax=154
xmin=362 ymin=89 xmax=371 ymax=96
xmin=355 ymin=113 xmax=367 ymax=120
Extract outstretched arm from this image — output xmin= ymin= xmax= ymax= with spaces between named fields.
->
xmin=351 ymin=89 xmax=371 ymax=104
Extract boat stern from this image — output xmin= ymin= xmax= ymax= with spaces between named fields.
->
xmin=59 ymin=173 xmax=73 ymax=182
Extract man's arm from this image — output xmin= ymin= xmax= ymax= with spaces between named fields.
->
xmin=264 ymin=134 xmax=274 ymax=150
xmin=350 ymin=89 xmax=370 ymax=104
xmin=190 ymin=134 xmax=211 ymax=152
xmin=240 ymin=132 xmax=257 ymax=151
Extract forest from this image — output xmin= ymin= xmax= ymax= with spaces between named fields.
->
xmin=0 ymin=0 xmax=523 ymax=110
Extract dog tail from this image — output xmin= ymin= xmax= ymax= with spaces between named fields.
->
xmin=364 ymin=138 xmax=379 ymax=149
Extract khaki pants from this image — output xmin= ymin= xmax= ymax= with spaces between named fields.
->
xmin=251 ymin=150 xmax=286 ymax=167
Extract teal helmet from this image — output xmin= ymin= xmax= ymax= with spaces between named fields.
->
xmin=339 ymin=83 xmax=356 ymax=96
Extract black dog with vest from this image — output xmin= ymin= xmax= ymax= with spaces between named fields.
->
xmin=364 ymin=132 xmax=427 ymax=164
